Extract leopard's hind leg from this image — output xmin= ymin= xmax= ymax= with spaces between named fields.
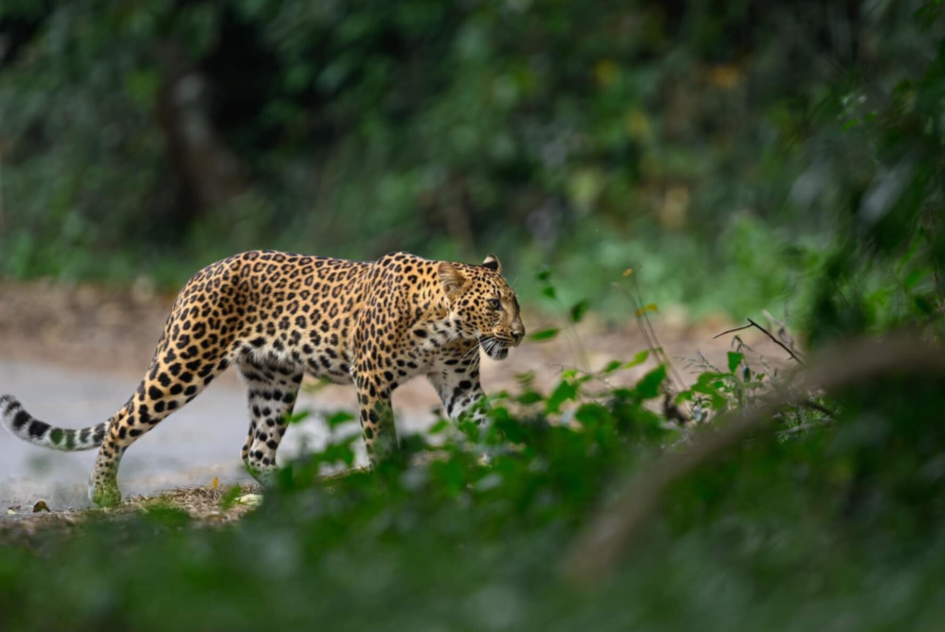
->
xmin=88 ymin=348 xmax=234 ymax=506
xmin=237 ymin=358 xmax=303 ymax=485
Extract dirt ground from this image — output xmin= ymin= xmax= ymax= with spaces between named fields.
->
xmin=0 ymin=485 xmax=262 ymax=545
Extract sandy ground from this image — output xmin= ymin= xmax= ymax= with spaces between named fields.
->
xmin=0 ymin=279 xmax=785 ymax=513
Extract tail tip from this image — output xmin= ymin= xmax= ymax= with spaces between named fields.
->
xmin=0 ymin=394 xmax=20 ymax=415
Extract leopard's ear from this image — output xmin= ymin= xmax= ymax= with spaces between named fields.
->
xmin=438 ymin=262 xmax=467 ymax=297
xmin=482 ymin=254 xmax=502 ymax=274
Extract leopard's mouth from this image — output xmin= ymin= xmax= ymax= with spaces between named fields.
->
xmin=489 ymin=347 xmax=509 ymax=360
xmin=480 ymin=337 xmax=511 ymax=361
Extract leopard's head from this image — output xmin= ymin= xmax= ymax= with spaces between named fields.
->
xmin=438 ymin=255 xmax=525 ymax=360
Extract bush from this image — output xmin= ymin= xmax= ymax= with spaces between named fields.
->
xmin=2 ymin=325 xmax=945 ymax=631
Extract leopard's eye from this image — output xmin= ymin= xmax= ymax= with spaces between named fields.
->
xmin=487 ymin=299 xmax=502 ymax=310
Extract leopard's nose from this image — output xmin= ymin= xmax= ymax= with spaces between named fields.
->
xmin=511 ymin=328 xmax=525 ymax=346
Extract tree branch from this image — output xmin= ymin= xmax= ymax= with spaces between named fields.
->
xmin=714 ymin=318 xmax=805 ymax=364
xmin=712 ymin=323 xmax=754 ymax=339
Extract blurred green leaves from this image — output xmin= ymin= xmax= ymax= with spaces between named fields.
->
xmin=2 ymin=327 xmax=943 ymax=631
xmin=529 ymin=328 xmax=559 ymax=341
xmin=1 ymin=5 xmax=945 ymax=630
xmin=569 ymin=300 xmax=590 ymax=323
xmin=727 ymin=352 xmax=743 ymax=373
xmin=632 ymin=364 xmax=666 ymax=399
xmin=2 ymin=0 xmax=941 ymax=326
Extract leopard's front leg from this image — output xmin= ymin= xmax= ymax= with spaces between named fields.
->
xmin=354 ymin=374 xmax=398 ymax=466
xmin=428 ymin=350 xmax=490 ymax=425
xmin=428 ymin=349 xmax=495 ymax=463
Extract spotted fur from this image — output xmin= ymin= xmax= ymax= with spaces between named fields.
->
xmin=1 ymin=251 xmax=525 ymax=506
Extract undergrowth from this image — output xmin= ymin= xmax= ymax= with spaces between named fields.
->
xmin=1 ymin=267 xmax=943 ymax=632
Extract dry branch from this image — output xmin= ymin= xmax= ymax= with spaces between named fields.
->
xmin=714 ymin=317 xmax=805 ymax=364
xmin=561 ymin=335 xmax=945 ymax=585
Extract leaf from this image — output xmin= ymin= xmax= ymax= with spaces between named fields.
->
xmin=529 ymin=328 xmax=559 ymax=341
xmin=326 ymin=411 xmax=355 ymax=429
xmin=547 ymin=379 xmax=579 ymax=414
xmin=599 ymin=353 xmax=649 ymax=379
xmin=515 ymin=371 xmax=536 ymax=385
xmin=220 ymin=486 xmax=244 ymax=510
xmin=32 ymin=501 xmax=50 ymax=513
xmin=695 ymin=372 xmax=730 ymax=384
xmin=635 ymin=303 xmax=659 ymax=316
xmin=428 ymin=419 xmax=450 ymax=434
xmin=143 ymin=504 xmax=191 ymax=528
xmin=691 ymin=373 xmax=731 ymax=410
xmin=904 ymin=269 xmax=925 ymax=291
xmin=456 ymin=418 xmax=481 ymax=442
xmin=285 ymin=411 xmax=311 ymax=425
xmin=914 ymin=294 xmax=936 ymax=315
xmin=570 ymin=299 xmax=590 ymax=323
xmin=515 ymin=391 xmax=544 ymax=405
xmin=541 ymin=285 xmax=557 ymax=300
xmin=727 ymin=352 xmax=744 ymax=373
xmin=6 ymin=509 xmax=15 ymax=516
xmin=622 ymin=268 xmax=634 ymax=277
xmin=220 ymin=485 xmax=243 ymax=509
xmin=692 ymin=384 xmax=727 ymax=410
xmin=212 ymin=477 xmax=219 ymax=490
xmin=601 ymin=360 xmax=623 ymax=375
xmin=897 ymin=238 xmax=920 ymax=272
xmin=634 ymin=365 xmax=667 ymax=399
xmin=623 ymin=349 xmax=649 ymax=369
xmin=319 ymin=436 xmax=358 ymax=467
xmin=536 ymin=268 xmax=552 ymax=282
xmin=574 ymin=403 xmax=612 ymax=427
xmin=610 ymin=387 xmax=634 ymax=399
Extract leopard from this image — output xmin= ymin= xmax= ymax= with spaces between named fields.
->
xmin=1 ymin=250 xmax=525 ymax=507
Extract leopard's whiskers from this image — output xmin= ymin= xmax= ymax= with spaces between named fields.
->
xmin=461 ymin=341 xmax=483 ymax=363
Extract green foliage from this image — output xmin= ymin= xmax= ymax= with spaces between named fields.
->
xmin=1 ymin=335 xmax=944 ymax=630
xmin=2 ymin=3 xmax=945 ymax=630
xmin=569 ymin=299 xmax=590 ymax=323
xmin=2 ymin=0 xmax=943 ymax=320
xmin=632 ymin=364 xmax=667 ymax=399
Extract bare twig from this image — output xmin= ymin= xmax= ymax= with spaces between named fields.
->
xmin=714 ymin=318 xmax=805 ymax=364
xmin=712 ymin=323 xmax=754 ymax=339
xmin=556 ymin=299 xmax=591 ymax=374
xmin=561 ymin=335 xmax=945 ymax=585
xmin=611 ymin=281 xmax=687 ymax=395
xmin=632 ymin=275 xmax=689 ymax=394
xmin=763 ymin=310 xmax=806 ymax=360
xmin=748 ymin=318 xmax=805 ymax=364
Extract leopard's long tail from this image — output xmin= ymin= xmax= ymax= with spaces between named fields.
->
xmin=0 ymin=394 xmax=109 ymax=451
